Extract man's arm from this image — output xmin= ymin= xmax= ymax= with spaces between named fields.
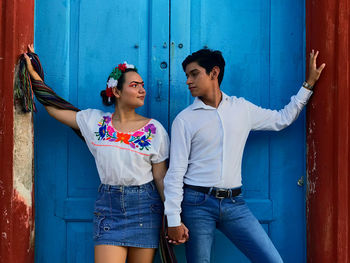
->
xmin=164 ymin=117 xmax=191 ymax=243
xmin=249 ymin=50 xmax=325 ymax=131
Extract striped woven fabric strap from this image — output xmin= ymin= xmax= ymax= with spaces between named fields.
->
xmin=21 ymin=53 xmax=83 ymax=140
xmin=31 ymin=80 xmax=80 ymax=111
xmin=26 ymin=52 xmax=79 ymax=111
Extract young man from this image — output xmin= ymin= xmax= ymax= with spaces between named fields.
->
xmin=164 ymin=49 xmax=325 ymax=262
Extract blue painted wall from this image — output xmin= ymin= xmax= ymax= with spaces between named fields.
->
xmin=35 ymin=1 xmax=306 ymax=262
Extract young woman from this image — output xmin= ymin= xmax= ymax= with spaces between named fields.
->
xmin=24 ymin=44 xmax=169 ymax=263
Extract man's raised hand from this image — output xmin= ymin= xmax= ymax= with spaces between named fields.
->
xmin=306 ymin=49 xmax=326 ymax=87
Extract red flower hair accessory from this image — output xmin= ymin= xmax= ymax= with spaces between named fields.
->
xmin=106 ymin=61 xmax=136 ymax=102
xmin=118 ymin=63 xmax=127 ymax=72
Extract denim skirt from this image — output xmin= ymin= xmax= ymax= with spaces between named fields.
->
xmin=93 ymin=180 xmax=163 ymax=248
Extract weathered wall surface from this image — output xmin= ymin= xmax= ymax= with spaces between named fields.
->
xmin=306 ymin=0 xmax=350 ymax=262
xmin=13 ymin=106 xmax=35 ymax=253
xmin=0 ymin=0 xmax=35 ymax=262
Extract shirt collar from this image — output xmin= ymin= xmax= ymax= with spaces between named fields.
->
xmin=191 ymin=91 xmax=229 ymax=110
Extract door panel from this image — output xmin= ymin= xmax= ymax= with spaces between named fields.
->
xmin=35 ymin=0 xmax=169 ymax=262
xmin=169 ymin=0 xmax=305 ymax=262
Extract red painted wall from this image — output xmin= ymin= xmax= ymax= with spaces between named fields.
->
xmin=0 ymin=0 xmax=35 ymax=262
xmin=306 ymin=0 xmax=350 ymax=262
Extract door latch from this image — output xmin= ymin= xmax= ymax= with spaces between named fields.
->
xmin=156 ymin=80 xmax=162 ymax=101
xmin=297 ymin=176 xmax=304 ymax=187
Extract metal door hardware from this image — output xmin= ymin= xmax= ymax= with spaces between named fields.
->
xmin=156 ymin=80 xmax=162 ymax=101
xmin=297 ymin=176 xmax=304 ymax=187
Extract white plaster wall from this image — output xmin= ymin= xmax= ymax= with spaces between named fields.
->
xmin=13 ymin=106 xmax=33 ymax=207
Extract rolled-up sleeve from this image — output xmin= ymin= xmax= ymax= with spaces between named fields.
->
xmin=164 ymin=117 xmax=191 ymax=227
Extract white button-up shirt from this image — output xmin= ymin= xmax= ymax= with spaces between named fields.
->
xmin=164 ymin=87 xmax=312 ymax=227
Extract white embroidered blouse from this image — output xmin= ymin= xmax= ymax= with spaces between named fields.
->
xmin=76 ymin=109 xmax=169 ymax=186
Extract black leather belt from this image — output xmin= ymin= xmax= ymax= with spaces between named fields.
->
xmin=184 ymin=184 xmax=241 ymax=199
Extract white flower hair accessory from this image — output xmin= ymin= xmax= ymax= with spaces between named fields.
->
xmin=107 ymin=78 xmax=118 ymax=88
xmin=123 ymin=61 xmax=135 ymax=69
xmin=105 ymin=61 xmax=137 ymax=102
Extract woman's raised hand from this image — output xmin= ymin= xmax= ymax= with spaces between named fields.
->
xmin=27 ymin=43 xmax=34 ymax=53
xmin=23 ymin=44 xmax=42 ymax=81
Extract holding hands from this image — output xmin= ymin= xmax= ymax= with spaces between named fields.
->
xmin=167 ymin=223 xmax=189 ymax=245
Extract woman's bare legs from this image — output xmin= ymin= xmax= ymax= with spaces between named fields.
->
xmin=95 ymin=245 xmax=156 ymax=263
xmin=95 ymin=245 xmax=127 ymax=263
xmin=127 ymin=247 xmax=156 ymax=263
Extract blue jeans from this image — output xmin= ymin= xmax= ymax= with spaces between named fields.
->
xmin=181 ymin=188 xmax=283 ymax=263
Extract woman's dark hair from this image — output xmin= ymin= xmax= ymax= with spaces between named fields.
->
xmin=182 ymin=49 xmax=226 ymax=85
xmin=100 ymin=68 xmax=138 ymax=106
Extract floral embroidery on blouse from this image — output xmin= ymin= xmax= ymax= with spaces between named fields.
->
xmin=95 ymin=115 xmax=157 ymax=151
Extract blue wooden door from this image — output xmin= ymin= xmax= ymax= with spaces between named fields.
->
xmin=35 ymin=1 xmax=306 ymax=262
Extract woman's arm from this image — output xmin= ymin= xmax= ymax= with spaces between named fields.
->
xmin=152 ymin=161 xmax=168 ymax=202
xmin=24 ymin=45 xmax=79 ymax=130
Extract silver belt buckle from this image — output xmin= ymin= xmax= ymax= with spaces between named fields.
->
xmin=215 ymin=188 xmax=227 ymax=199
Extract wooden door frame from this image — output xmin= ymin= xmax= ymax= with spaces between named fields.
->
xmin=1 ymin=0 xmax=349 ymax=262
xmin=0 ymin=0 xmax=35 ymax=263
xmin=306 ymin=0 xmax=350 ymax=261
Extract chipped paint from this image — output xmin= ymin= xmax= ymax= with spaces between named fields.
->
xmin=0 ymin=0 xmax=35 ymax=261
xmin=306 ymin=0 xmax=350 ymax=261
xmin=12 ymin=189 xmax=35 ymax=261
xmin=13 ymin=190 xmax=32 ymax=229
xmin=10 ymin=101 xmax=35 ymax=258
xmin=13 ymin=106 xmax=33 ymax=207
xmin=306 ymin=138 xmax=318 ymax=196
